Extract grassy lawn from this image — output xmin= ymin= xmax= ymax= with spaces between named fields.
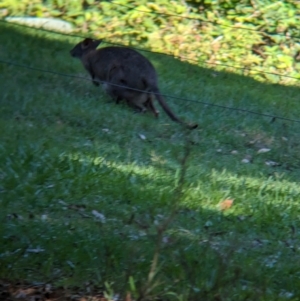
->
xmin=1 ymin=21 xmax=300 ymax=300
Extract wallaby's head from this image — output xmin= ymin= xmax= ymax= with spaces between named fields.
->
xmin=70 ymin=38 xmax=102 ymax=58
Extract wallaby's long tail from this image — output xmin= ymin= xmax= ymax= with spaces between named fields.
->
xmin=153 ymin=89 xmax=198 ymax=130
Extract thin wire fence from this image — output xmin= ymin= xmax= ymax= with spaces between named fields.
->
xmin=1 ymin=58 xmax=300 ymax=124
xmin=1 ymin=19 xmax=300 ymax=82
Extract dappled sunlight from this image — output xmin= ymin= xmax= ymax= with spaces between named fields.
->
xmin=67 ymin=151 xmax=167 ymax=179
xmin=209 ymin=169 xmax=300 ymax=194
xmin=67 ymin=150 xmax=300 ymax=218
xmin=183 ymin=168 xmax=300 ymax=212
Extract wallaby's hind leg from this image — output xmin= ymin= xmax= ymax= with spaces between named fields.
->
xmin=113 ymin=78 xmax=128 ymax=105
xmin=125 ymin=92 xmax=148 ymax=114
xmin=107 ymin=64 xmax=128 ymax=104
xmin=145 ymin=94 xmax=159 ymax=117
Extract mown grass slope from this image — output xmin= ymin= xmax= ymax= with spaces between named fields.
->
xmin=1 ymin=22 xmax=300 ymax=300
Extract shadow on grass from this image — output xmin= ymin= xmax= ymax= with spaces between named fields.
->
xmin=1 ymin=21 xmax=300 ymax=300
xmin=1 ymin=147 xmax=300 ymax=299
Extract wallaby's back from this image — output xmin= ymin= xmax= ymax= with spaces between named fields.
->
xmin=90 ymin=47 xmax=158 ymax=90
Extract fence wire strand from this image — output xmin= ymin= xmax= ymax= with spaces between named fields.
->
xmin=1 ymin=19 xmax=300 ymax=82
xmin=1 ymin=58 xmax=300 ymax=124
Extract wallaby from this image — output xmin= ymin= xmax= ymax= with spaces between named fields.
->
xmin=70 ymin=38 xmax=198 ymax=129
xmin=107 ymin=62 xmax=159 ymax=117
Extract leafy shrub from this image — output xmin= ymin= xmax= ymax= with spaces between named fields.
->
xmin=1 ymin=0 xmax=300 ymax=84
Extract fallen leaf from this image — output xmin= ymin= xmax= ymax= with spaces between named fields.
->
xmin=125 ymin=292 xmax=132 ymax=301
xmin=257 ymin=148 xmax=271 ymax=154
xmin=58 ymin=200 xmax=67 ymax=206
xmin=26 ymin=247 xmax=45 ymax=253
xmin=92 ymin=210 xmax=106 ymax=223
xmin=241 ymin=158 xmax=250 ymax=164
xmin=67 ymin=260 xmax=75 ymax=269
xmin=138 ymin=133 xmax=146 ymax=140
xmin=219 ymin=199 xmax=234 ymax=210
xmin=41 ymin=214 xmax=47 ymax=221
xmin=204 ymin=220 xmax=213 ymax=227
xmin=14 ymin=290 xmax=27 ymax=299
xmin=45 ymin=284 xmax=52 ymax=292
xmin=265 ymin=160 xmax=279 ymax=166
xmin=162 ymin=236 xmax=170 ymax=244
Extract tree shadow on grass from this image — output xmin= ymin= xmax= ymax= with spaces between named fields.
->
xmin=1 ymin=146 xmax=300 ymax=299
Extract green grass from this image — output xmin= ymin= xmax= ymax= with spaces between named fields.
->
xmin=1 ymin=21 xmax=300 ymax=300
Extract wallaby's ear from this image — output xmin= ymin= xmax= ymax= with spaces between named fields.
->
xmin=91 ymin=39 xmax=102 ymax=49
xmin=82 ymin=38 xmax=93 ymax=48
xmin=81 ymin=38 xmax=102 ymax=49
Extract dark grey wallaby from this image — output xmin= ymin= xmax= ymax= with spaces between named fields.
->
xmin=70 ymin=38 xmax=198 ymax=129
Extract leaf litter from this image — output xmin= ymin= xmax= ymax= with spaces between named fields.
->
xmin=0 ymin=280 xmax=108 ymax=301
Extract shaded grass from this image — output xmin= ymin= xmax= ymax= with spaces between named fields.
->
xmin=1 ymin=22 xmax=300 ymax=300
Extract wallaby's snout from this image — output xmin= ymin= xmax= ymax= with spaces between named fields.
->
xmin=70 ymin=49 xmax=75 ymax=57
xmin=69 ymin=45 xmax=82 ymax=58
